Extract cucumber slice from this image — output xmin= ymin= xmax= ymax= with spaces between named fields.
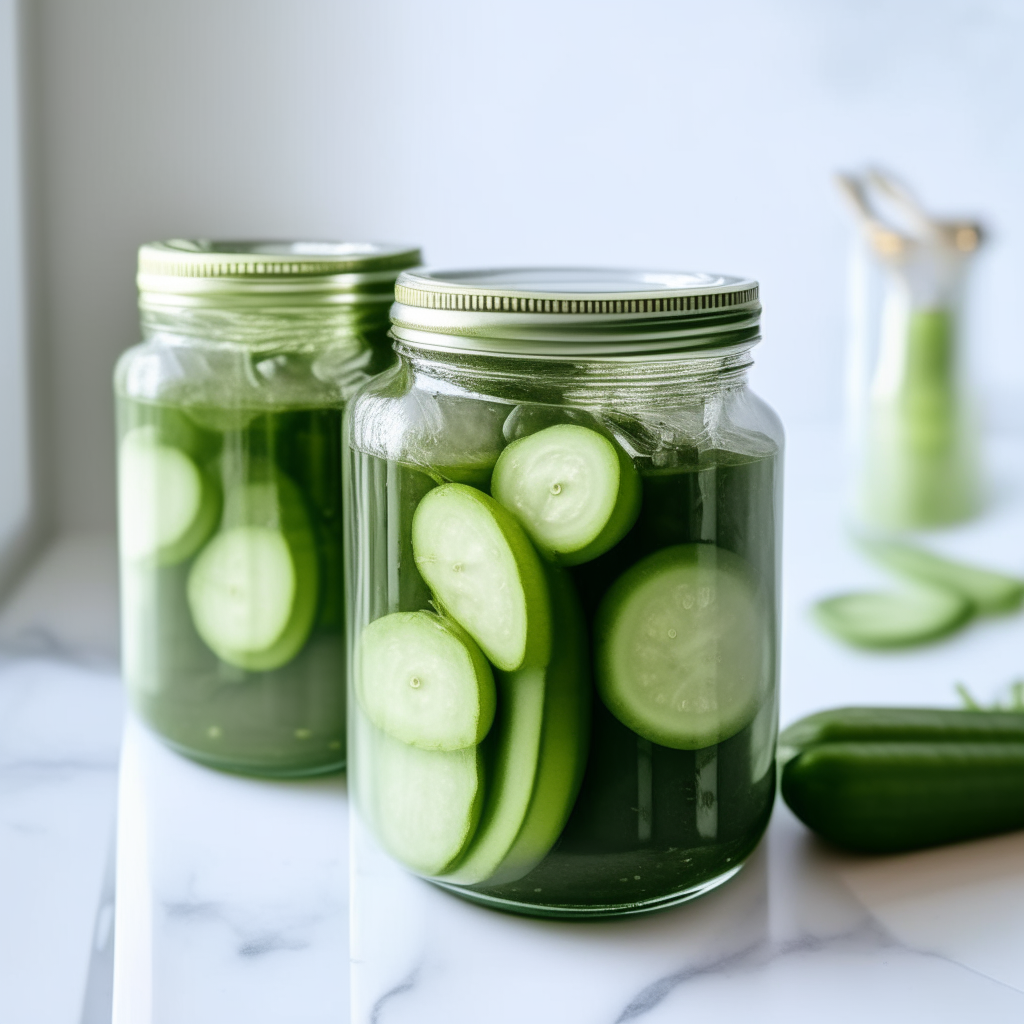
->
xmin=491 ymin=424 xmax=640 ymax=566
xmin=118 ymin=426 xmax=219 ymax=565
xmin=357 ymin=611 xmax=496 ymax=751
xmin=813 ymin=589 xmax=971 ymax=648
xmin=411 ymin=483 xmax=551 ymax=671
xmin=373 ymin=727 xmax=484 ymax=876
xmin=443 ymin=567 xmax=590 ymax=886
xmin=861 ymin=538 xmax=1024 ymax=614
xmin=595 ymin=544 xmax=767 ymax=749
xmin=187 ymin=474 xmax=318 ymax=671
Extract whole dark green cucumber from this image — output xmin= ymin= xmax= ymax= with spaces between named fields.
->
xmin=780 ymin=708 xmax=1024 ymax=854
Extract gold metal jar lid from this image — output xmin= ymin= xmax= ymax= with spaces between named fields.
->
xmin=138 ymin=240 xmax=422 ymax=309
xmin=391 ymin=268 xmax=761 ymax=358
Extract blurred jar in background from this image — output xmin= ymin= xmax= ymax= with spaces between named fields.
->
xmin=840 ymin=172 xmax=984 ymax=530
xmin=115 ymin=240 xmax=420 ymax=776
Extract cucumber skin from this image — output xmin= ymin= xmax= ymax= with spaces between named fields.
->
xmin=812 ymin=590 xmax=971 ymax=649
xmin=779 ymin=706 xmax=1024 ymax=762
xmin=782 ymin=741 xmax=1024 ymax=854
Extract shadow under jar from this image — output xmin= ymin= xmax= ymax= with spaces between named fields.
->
xmin=115 ymin=240 xmax=420 ymax=776
xmin=345 ymin=268 xmax=783 ymax=917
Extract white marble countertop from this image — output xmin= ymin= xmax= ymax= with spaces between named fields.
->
xmin=11 ymin=422 xmax=1024 ymax=1023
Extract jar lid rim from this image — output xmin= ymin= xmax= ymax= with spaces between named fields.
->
xmin=138 ymin=240 xmax=422 ymax=280
xmin=394 ymin=267 xmax=759 ymax=316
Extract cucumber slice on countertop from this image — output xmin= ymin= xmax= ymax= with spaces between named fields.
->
xmin=357 ymin=611 xmax=496 ymax=751
xmin=491 ymin=424 xmax=640 ymax=566
xmin=442 ymin=567 xmax=590 ymax=886
xmin=813 ymin=588 xmax=971 ymax=649
xmin=861 ymin=538 xmax=1024 ymax=614
xmin=373 ymin=726 xmax=485 ymax=876
xmin=187 ymin=472 xmax=318 ymax=671
xmin=118 ymin=426 xmax=219 ymax=565
xmin=595 ymin=544 xmax=768 ymax=750
xmin=411 ymin=483 xmax=551 ymax=672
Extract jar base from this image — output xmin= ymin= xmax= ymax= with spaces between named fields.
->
xmin=153 ymin=731 xmax=346 ymax=779
xmin=429 ymin=861 xmax=745 ymax=920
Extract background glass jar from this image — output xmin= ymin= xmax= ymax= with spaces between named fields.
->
xmin=116 ymin=240 xmax=420 ymax=776
xmin=345 ymin=268 xmax=782 ymax=917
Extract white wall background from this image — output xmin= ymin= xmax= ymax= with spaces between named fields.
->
xmin=16 ymin=0 xmax=1024 ymax=536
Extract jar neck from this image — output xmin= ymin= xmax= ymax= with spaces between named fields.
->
xmin=394 ymin=340 xmax=756 ymax=408
xmin=140 ymin=302 xmax=390 ymax=354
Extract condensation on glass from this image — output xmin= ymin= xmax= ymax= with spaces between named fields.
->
xmin=115 ymin=239 xmax=420 ymax=776
xmin=345 ymin=268 xmax=783 ymax=917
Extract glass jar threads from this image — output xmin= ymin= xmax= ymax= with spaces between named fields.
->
xmin=116 ymin=240 xmax=420 ymax=776
xmin=345 ymin=268 xmax=782 ymax=917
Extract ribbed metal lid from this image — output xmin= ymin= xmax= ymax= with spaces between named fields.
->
xmin=391 ymin=268 xmax=761 ymax=357
xmin=138 ymin=240 xmax=422 ymax=309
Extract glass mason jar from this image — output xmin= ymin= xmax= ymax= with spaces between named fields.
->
xmin=116 ymin=240 xmax=420 ymax=776
xmin=847 ymin=215 xmax=983 ymax=529
xmin=346 ymin=268 xmax=782 ymax=917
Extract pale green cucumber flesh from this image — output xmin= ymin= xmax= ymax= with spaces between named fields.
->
xmin=187 ymin=475 xmax=318 ymax=671
xmin=118 ymin=426 xmax=218 ymax=565
xmin=373 ymin=727 xmax=484 ymax=876
xmin=862 ymin=538 xmax=1024 ymax=614
xmin=596 ymin=544 xmax=767 ymax=749
xmin=465 ymin=567 xmax=590 ymax=886
xmin=357 ymin=611 xmax=496 ymax=751
xmin=411 ymin=483 xmax=551 ymax=671
xmin=492 ymin=424 xmax=640 ymax=566
xmin=813 ymin=588 xmax=971 ymax=648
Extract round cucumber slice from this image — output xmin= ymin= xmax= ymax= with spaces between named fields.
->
xmin=595 ymin=544 xmax=767 ymax=750
xmin=118 ymin=426 xmax=219 ymax=565
xmin=187 ymin=474 xmax=318 ymax=671
xmin=411 ymin=483 xmax=551 ymax=672
xmin=491 ymin=424 xmax=641 ymax=566
xmin=442 ymin=567 xmax=590 ymax=886
xmin=373 ymin=727 xmax=484 ymax=876
xmin=357 ymin=611 xmax=496 ymax=751
xmin=813 ymin=589 xmax=971 ymax=648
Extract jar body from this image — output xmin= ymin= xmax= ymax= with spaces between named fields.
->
xmin=115 ymin=330 xmax=369 ymax=776
xmin=345 ymin=350 xmax=783 ymax=916
xmin=848 ymin=239 xmax=981 ymax=528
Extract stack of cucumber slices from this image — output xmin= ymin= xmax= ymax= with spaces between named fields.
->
xmin=357 ymin=422 xmax=770 ymax=883
xmin=118 ymin=426 xmax=320 ymax=674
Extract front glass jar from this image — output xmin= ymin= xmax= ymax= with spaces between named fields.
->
xmin=345 ymin=268 xmax=783 ymax=917
xmin=115 ymin=240 xmax=420 ymax=776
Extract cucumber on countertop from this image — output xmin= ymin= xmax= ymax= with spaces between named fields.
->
xmin=861 ymin=538 xmax=1024 ymax=615
xmin=813 ymin=588 xmax=971 ymax=649
xmin=780 ymin=706 xmax=1024 ymax=854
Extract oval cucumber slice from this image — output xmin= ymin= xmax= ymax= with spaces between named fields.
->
xmin=442 ymin=567 xmax=590 ymax=886
xmin=861 ymin=538 xmax=1024 ymax=615
xmin=118 ymin=426 xmax=219 ymax=565
xmin=813 ymin=588 xmax=970 ymax=648
xmin=372 ymin=726 xmax=484 ymax=876
xmin=595 ymin=544 xmax=767 ymax=749
xmin=411 ymin=483 xmax=551 ymax=671
xmin=357 ymin=611 xmax=496 ymax=751
xmin=187 ymin=474 xmax=318 ymax=671
xmin=491 ymin=424 xmax=640 ymax=566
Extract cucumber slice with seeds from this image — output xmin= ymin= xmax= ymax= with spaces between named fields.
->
xmin=491 ymin=424 xmax=640 ymax=566
xmin=861 ymin=538 xmax=1024 ymax=615
xmin=118 ymin=426 xmax=219 ymax=565
xmin=373 ymin=727 xmax=485 ymax=876
xmin=412 ymin=483 xmax=551 ymax=671
xmin=596 ymin=544 xmax=767 ymax=749
xmin=357 ymin=611 xmax=496 ymax=751
xmin=813 ymin=588 xmax=971 ymax=648
xmin=187 ymin=473 xmax=318 ymax=671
